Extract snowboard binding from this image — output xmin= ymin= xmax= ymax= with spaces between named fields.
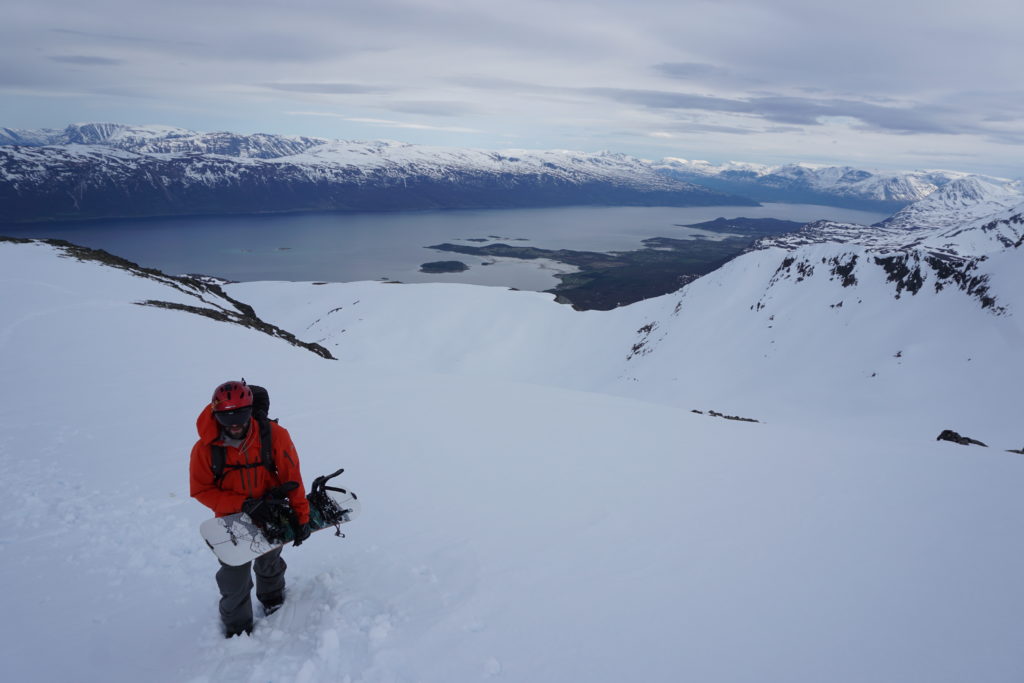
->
xmin=247 ymin=481 xmax=300 ymax=544
xmin=307 ymin=468 xmax=358 ymax=535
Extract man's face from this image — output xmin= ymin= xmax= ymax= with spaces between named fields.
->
xmin=224 ymin=421 xmax=249 ymax=439
xmin=213 ymin=407 xmax=252 ymax=440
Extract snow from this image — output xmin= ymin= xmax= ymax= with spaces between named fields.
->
xmin=63 ymin=122 xmax=195 ymax=143
xmin=881 ymin=176 xmax=1024 ymax=231
xmin=760 ymin=193 xmax=1024 ymax=261
xmin=654 ymin=158 xmax=986 ymax=203
xmin=0 ymin=122 xmax=685 ymax=187
xmin=231 ymin=229 xmax=1024 ymax=440
xmin=270 ymin=141 xmax=687 ymax=189
xmin=0 ymin=132 xmax=697 ymax=196
xmin=6 ymin=122 xmax=991 ymax=204
xmin=2 ymin=223 xmax=1024 ymax=683
xmin=658 ymin=157 xmax=772 ymax=176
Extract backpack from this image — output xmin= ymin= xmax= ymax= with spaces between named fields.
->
xmin=210 ymin=384 xmax=279 ymax=486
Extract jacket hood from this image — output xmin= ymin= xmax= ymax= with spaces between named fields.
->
xmin=196 ymin=404 xmax=221 ymax=444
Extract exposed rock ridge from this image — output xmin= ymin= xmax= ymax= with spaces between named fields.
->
xmin=0 ymin=236 xmax=335 ymax=359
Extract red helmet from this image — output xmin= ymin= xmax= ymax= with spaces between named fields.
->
xmin=211 ymin=381 xmax=253 ymax=412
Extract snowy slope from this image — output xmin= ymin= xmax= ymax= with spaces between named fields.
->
xmin=922 ymin=201 xmax=1024 ymax=255
xmin=0 ymin=126 xmax=61 ymax=146
xmin=878 ymin=175 xmax=1024 ymax=230
xmin=3 ymin=226 xmax=1024 ymax=683
xmin=279 ymin=142 xmax=692 ymax=189
xmin=765 ymin=163 xmax=957 ymax=202
xmin=233 ymin=212 xmax=1024 ymax=441
xmin=620 ymin=239 xmax=1023 ymax=435
xmin=760 ymin=203 xmax=1024 ymax=259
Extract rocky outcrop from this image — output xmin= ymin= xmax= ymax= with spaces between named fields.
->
xmin=691 ymin=409 xmax=761 ymax=423
xmin=751 ymin=208 xmax=1021 ymax=315
xmin=936 ymin=429 xmax=988 ymax=447
xmin=0 ymin=236 xmax=335 ymax=359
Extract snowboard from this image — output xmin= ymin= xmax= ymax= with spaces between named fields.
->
xmin=200 ymin=469 xmax=360 ymax=566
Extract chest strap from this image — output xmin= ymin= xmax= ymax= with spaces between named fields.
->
xmin=210 ymin=417 xmax=277 ymax=487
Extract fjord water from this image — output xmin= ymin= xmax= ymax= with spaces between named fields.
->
xmin=3 ymin=204 xmax=888 ymax=290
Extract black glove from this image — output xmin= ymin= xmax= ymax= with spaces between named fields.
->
xmin=291 ymin=520 xmax=312 ymax=547
xmin=242 ymin=493 xmax=290 ymax=526
xmin=241 ymin=481 xmax=299 ymax=524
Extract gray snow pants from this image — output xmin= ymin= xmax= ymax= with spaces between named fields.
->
xmin=216 ymin=547 xmax=286 ymax=631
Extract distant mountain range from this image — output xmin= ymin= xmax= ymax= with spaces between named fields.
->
xmin=1 ymin=123 xmax=1021 ymax=224
xmin=0 ymin=123 xmax=331 ymax=158
xmin=0 ymin=123 xmax=752 ymax=223
xmin=653 ymin=157 xmax=1018 ymax=212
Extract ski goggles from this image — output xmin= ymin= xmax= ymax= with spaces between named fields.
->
xmin=213 ymin=406 xmax=253 ymax=427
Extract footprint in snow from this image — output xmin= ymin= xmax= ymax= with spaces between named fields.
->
xmin=368 ymin=615 xmax=392 ymax=644
xmin=483 ymin=657 xmax=502 ymax=678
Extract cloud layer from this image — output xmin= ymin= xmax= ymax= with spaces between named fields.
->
xmin=2 ymin=0 xmax=1022 ymax=176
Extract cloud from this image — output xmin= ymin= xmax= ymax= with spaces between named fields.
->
xmin=587 ymin=86 xmax=983 ymax=137
xmin=344 ymin=117 xmax=481 ymax=133
xmin=586 ymin=88 xmax=750 ymax=114
xmin=288 ymin=111 xmax=481 ymax=134
xmin=446 ymin=76 xmax=562 ymax=95
xmin=49 ymin=27 xmax=207 ymax=51
xmin=50 ymin=28 xmax=158 ymax=44
xmin=85 ymin=85 xmax=159 ymax=99
xmin=654 ymin=62 xmax=763 ymax=88
xmin=1 ymin=0 xmax=1021 ymax=174
xmin=383 ymin=101 xmax=478 ymax=117
xmin=449 ymin=71 xmax=1024 ymax=154
xmin=262 ymin=83 xmax=388 ymax=95
xmin=48 ymin=55 xmax=123 ymax=66
xmin=652 ymin=123 xmax=760 ymax=137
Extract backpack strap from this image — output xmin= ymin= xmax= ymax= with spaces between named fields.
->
xmin=211 ymin=416 xmax=278 ymax=488
xmin=211 ymin=444 xmax=227 ymax=484
xmin=258 ymin=416 xmax=278 ymax=476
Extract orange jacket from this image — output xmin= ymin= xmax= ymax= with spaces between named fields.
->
xmin=189 ymin=404 xmax=311 ymax=525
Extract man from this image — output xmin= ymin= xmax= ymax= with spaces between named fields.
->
xmin=190 ymin=380 xmax=312 ymax=637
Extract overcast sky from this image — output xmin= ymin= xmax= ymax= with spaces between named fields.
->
xmin=4 ymin=0 xmax=1023 ymax=176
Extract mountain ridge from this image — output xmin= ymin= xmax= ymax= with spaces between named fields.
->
xmin=653 ymin=157 xmax=1015 ymax=211
xmin=0 ymin=123 xmax=755 ymax=223
xmin=5 ymin=122 xmax=1017 ymax=224
xmin=877 ymin=176 xmax=1024 ymax=231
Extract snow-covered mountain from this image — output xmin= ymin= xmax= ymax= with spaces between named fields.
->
xmin=2 ymin=186 xmax=1023 ymax=681
xmin=1 ymin=122 xmax=325 ymax=155
xmin=4 ymin=122 xmax=331 ymax=159
xmin=655 ymin=157 xmax=987 ymax=211
xmin=232 ymin=196 xmax=1024 ymax=432
xmin=877 ymin=175 xmax=1024 ymax=231
xmin=0 ymin=126 xmax=61 ymax=147
xmin=0 ymin=123 xmax=753 ymax=223
xmin=5 ymin=122 xmax=1016 ymax=224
